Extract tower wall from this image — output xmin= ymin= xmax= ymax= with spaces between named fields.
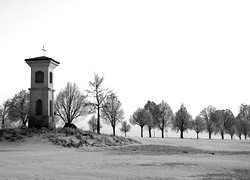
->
xmin=25 ymin=56 xmax=59 ymax=129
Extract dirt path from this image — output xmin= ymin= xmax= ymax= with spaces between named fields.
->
xmin=0 ymin=136 xmax=250 ymax=179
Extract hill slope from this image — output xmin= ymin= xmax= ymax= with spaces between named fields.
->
xmin=0 ymin=128 xmax=140 ymax=148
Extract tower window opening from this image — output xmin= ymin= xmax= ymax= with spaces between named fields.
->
xmin=50 ymin=100 xmax=52 ymax=116
xmin=50 ymin=72 xmax=53 ymax=83
xmin=36 ymin=99 xmax=42 ymax=116
xmin=35 ymin=71 xmax=44 ymax=83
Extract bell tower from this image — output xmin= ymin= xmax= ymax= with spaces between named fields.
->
xmin=25 ymin=56 xmax=60 ymax=128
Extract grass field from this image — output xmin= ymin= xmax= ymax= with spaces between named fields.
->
xmin=0 ymin=134 xmax=249 ymax=179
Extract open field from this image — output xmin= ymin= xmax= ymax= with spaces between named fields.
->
xmin=0 ymin=136 xmax=250 ymax=180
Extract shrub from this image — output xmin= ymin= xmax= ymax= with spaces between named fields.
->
xmin=64 ymin=123 xmax=77 ymax=129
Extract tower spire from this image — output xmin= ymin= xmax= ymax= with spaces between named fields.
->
xmin=42 ymin=46 xmax=46 ymax=56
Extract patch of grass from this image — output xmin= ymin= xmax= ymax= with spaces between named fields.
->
xmin=139 ymin=162 xmax=198 ymax=167
xmin=193 ymin=168 xmax=250 ymax=180
xmin=0 ymin=128 xmax=26 ymax=141
xmin=110 ymin=144 xmax=250 ymax=156
xmin=110 ymin=144 xmax=203 ymax=155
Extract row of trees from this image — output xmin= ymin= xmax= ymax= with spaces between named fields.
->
xmin=0 ymin=74 xmax=130 ymax=136
xmin=194 ymin=105 xmax=250 ymax=140
xmin=1 ymin=73 xmax=250 ymax=139
xmin=55 ymin=74 xmax=127 ymax=136
xmin=130 ymin=101 xmax=250 ymax=140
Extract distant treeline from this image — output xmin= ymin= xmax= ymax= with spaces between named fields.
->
xmin=130 ymin=101 xmax=250 ymax=140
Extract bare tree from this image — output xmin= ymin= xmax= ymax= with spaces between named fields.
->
xmin=144 ymin=101 xmax=157 ymax=138
xmin=200 ymin=105 xmax=216 ymax=139
xmin=130 ymin=108 xmax=151 ymax=137
xmin=144 ymin=112 xmax=154 ymax=138
xmin=101 ymin=93 xmax=124 ymax=136
xmin=8 ymin=90 xmax=30 ymax=127
xmin=120 ymin=121 xmax=132 ymax=137
xmin=190 ymin=115 xmax=205 ymax=139
xmin=235 ymin=115 xmax=250 ymax=140
xmin=227 ymin=124 xmax=236 ymax=140
xmin=87 ymin=115 xmax=102 ymax=132
xmin=235 ymin=104 xmax=250 ymax=140
xmin=55 ymin=82 xmax=88 ymax=126
xmin=86 ymin=73 xmax=110 ymax=134
xmin=155 ymin=101 xmax=173 ymax=138
xmin=213 ymin=109 xmax=235 ymax=139
xmin=0 ymin=99 xmax=11 ymax=129
xmin=172 ymin=104 xmax=191 ymax=139
xmin=235 ymin=115 xmax=242 ymax=139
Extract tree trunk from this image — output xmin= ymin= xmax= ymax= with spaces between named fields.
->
xmin=97 ymin=106 xmax=100 ymax=134
xmin=239 ymin=134 xmax=241 ymax=140
xmin=197 ymin=132 xmax=199 ymax=139
xmin=24 ymin=115 xmax=28 ymax=126
xmin=22 ymin=117 xmax=27 ymax=128
xmin=209 ymin=133 xmax=212 ymax=139
xmin=141 ymin=126 xmax=143 ymax=137
xmin=244 ymin=134 xmax=247 ymax=140
xmin=221 ymin=132 xmax=224 ymax=140
xmin=125 ymin=132 xmax=126 ymax=137
xmin=1 ymin=119 xmax=4 ymax=129
xmin=112 ymin=126 xmax=115 ymax=136
xmin=161 ymin=129 xmax=164 ymax=138
xmin=180 ymin=130 xmax=183 ymax=139
xmin=231 ymin=134 xmax=233 ymax=140
xmin=148 ymin=127 xmax=151 ymax=138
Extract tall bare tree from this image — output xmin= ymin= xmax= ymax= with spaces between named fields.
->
xmin=130 ymin=108 xmax=151 ymax=137
xmin=200 ymin=105 xmax=216 ymax=139
xmin=0 ymin=99 xmax=11 ymax=129
xmin=190 ymin=115 xmax=205 ymax=139
xmin=144 ymin=101 xmax=157 ymax=138
xmin=120 ymin=121 xmax=132 ymax=137
xmin=101 ymin=93 xmax=124 ymax=136
xmin=172 ymin=104 xmax=191 ymax=139
xmin=155 ymin=101 xmax=173 ymax=138
xmin=8 ymin=90 xmax=30 ymax=127
xmin=86 ymin=73 xmax=110 ymax=134
xmin=55 ymin=82 xmax=88 ymax=126
xmin=213 ymin=109 xmax=235 ymax=139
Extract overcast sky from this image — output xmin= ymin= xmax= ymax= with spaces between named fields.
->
xmin=1 ymin=0 xmax=250 ymax=138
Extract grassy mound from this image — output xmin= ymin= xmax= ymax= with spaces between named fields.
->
xmin=0 ymin=127 xmax=140 ymax=148
xmin=47 ymin=128 xmax=140 ymax=148
xmin=0 ymin=128 xmax=41 ymax=142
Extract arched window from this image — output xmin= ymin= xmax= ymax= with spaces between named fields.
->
xmin=50 ymin=100 xmax=52 ymax=116
xmin=35 ymin=71 xmax=44 ymax=83
xmin=36 ymin=99 xmax=42 ymax=116
xmin=50 ymin=72 xmax=53 ymax=83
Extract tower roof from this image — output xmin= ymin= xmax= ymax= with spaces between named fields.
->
xmin=25 ymin=56 xmax=60 ymax=65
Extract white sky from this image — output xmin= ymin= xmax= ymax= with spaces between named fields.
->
xmin=1 ymin=0 xmax=250 ymax=138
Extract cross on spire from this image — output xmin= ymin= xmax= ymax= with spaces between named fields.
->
xmin=42 ymin=46 xmax=46 ymax=56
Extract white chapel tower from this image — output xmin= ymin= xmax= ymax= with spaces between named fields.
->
xmin=25 ymin=56 xmax=60 ymax=128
